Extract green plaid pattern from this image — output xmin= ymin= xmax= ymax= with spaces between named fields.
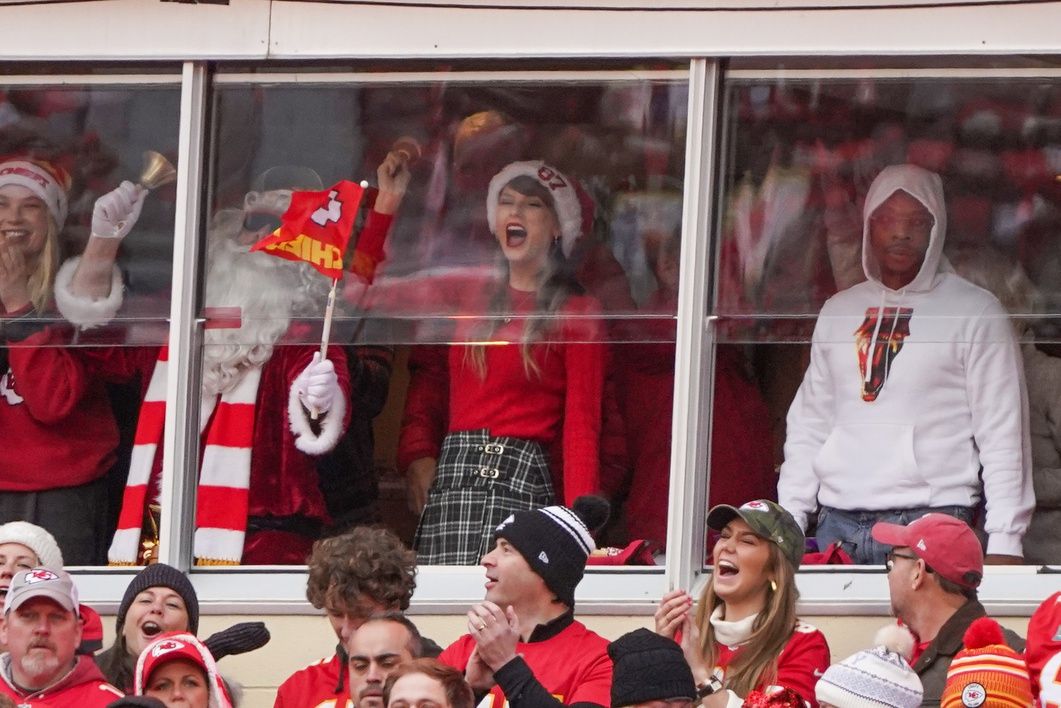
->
xmin=414 ymin=430 xmax=555 ymax=565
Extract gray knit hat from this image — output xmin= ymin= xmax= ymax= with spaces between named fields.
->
xmin=816 ymin=625 xmax=923 ymax=708
xmin=117 ymin=563 xmax=199 ymax=634
xmin=0 ymin=521 xmax=64 ymax=571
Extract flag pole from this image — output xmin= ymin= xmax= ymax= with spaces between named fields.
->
xmin=311 ymin=276 xmax=340 ymax=421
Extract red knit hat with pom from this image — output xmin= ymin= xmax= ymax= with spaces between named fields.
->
xmin=941 ymin=617 xmax=1032 ymax=708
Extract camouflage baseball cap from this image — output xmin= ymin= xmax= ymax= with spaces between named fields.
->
xmin=707 ymin=500 xmax=805 ymax=569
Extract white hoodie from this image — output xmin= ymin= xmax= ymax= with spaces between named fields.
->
xmin=778 ymin=164 xmax=1033 ymax=557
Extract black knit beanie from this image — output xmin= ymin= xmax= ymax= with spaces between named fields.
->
xmin=117 ymin=563 xmax=199 ymax=634
xmin=493 ymin=503 xmax=597 ymax=608
xmin=608 ymin=628 xmax=696 ymax=707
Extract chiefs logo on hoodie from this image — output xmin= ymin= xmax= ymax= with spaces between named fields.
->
xmin=854 ymin=306 xmax=913 ymax=402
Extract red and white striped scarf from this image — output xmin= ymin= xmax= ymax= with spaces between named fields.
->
xmin=108 ymin=347 xmax=262 ymax=566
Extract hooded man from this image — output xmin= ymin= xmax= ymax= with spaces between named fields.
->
xmin=438 ymin=501 xmax=612 ymax=708
xmin=778 ymin=163 xmax=1033 ymax=565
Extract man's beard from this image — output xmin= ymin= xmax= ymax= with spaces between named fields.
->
xmin=200 ymin=217 xmax=323 ymax=396
xmin=20 ymin=644 xmax=60 ymax=681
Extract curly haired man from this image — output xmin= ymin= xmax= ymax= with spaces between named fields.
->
xmin=275 ymin=527 xmax=437 ymax=708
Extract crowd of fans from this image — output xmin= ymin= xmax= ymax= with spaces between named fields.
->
xmin=0 ymin=504 xmax=1057 ymax=707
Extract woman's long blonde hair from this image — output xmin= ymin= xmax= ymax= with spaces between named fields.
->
xmin=694 ymin=543 xmax=800 ymax=697
xmin=27 ymin=217 xmax=60 ymax=313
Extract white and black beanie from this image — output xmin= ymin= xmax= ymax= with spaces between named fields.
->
xmin=494 ymin=503 xmax=597 ymax=608
xmin=485 ymin=160 xmax=582 ymax=258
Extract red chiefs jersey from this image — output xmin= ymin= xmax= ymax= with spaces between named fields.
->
xmin=275 ymin=653 xmax=352 ymax=708
xmin=0 ymin=655 xmax=123 ymax=707
xmin=714 ymin=621 xmax=831 ymax=707
xmin=1040 ymin=651 xmax=1061 ymax=708
xmin=439 ymin=619 xmax=611 ymax=708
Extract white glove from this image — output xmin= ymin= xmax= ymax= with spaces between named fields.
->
xmin=296 ymin=352 xmax=338 ymax=414
xmin=92 ymin=180 xmax=147 ymax=239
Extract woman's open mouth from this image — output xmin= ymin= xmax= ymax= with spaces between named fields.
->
xmin=506 ymin=224 xmax=527 ymax=247
xmin=140 ymin=621 xmax=163 ymax=638
xmin=716 ymin=559 xmax=739 ymax=577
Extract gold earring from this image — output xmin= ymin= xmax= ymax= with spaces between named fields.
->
xmin=770 ymin=580 xmax=778 ymax=593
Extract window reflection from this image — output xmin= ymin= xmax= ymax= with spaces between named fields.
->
xmin=0 ymin=84 xmax=179 ymax=565
xmin=189 ymin=76 xmax=689 ymax=564
xmin=715 ymin=77 xmax=1060 ymax=565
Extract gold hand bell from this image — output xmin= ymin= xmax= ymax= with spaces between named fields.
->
xmin=116 ymin=150 xmax=177 ymax=231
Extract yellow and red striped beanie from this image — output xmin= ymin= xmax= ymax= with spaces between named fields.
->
xmin=941 ymin=617 xmax=1033 ymax=708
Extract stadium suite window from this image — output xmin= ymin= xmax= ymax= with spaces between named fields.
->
xmin=711 ymin=75 xmax=1060 ymax=568
xmin=0 ymin=82 xmax=180 ymax=568
xmin=138 ymin=76 xmax=692 ymax=567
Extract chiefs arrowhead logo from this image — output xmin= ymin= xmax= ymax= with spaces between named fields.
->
xmin=26 ymin=570 xmax=59 ymax=584
xmin=151 ymin=639 xmax=186 ymax=657
xmin=742 ymin=501 xmax=768 ymax=511
xmin=961 ymin=683 xmax=986 ymax=707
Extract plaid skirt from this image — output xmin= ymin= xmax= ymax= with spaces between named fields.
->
xmin=414 ymin=429 xmax=555 ymax=565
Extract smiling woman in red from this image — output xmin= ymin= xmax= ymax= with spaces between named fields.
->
xmin=654 ymin=500 xmax=830 ymax=707
xmin=407 ymin=160 xmax=605 ymax=566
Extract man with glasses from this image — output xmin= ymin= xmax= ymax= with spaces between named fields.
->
xmin=871 ymin=513 xmax=1024 ymax=704
xmin=778 ymin=163 xmax=1033 ymax=565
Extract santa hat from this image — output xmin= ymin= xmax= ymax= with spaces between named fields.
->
xmin=485 ymin=160 xmax=582 ymax=257
xmin=0 ymin=158 xmax=70 ymax=227
xmin=815 ymin=624 xmax=923 ymax=708
xmin=135 ymin=632 xmax=232 ymax=708
xmin=941 ymin=617 xmax=1033 ymax=708
xmin=0 ymin=521 xmax=64 ymax=571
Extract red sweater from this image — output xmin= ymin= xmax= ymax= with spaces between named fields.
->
xmin=0 ymin=654 xmax=124 ymax=707
xmin=714 ymin=622 xmax=830 ymax=707
xmin=399 ymin=288 xmax=604 ymax=504
xmin=274 ymin=653 xmax=351 ymax=708
xmin=0 ymin=313 xmax=118 ymax=491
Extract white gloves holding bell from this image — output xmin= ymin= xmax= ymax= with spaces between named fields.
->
xmin=92 ymin=181 xmax=147 ymax=239
xmin=295 ymin=352 xmax=339 ymax=414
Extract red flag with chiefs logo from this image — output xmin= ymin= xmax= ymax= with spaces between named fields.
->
xmin=250 ymin=180 xmax=365 ymax=279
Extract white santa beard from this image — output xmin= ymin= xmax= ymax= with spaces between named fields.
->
xmin=200 ymin=241 xmax=303 ymax=397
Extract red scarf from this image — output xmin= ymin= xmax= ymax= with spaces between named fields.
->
xmin=108 ymin=347 xmax=261 ymax=565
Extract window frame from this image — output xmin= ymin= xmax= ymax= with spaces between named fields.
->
xmin=3 ymin=57 xmax=1057 ymax=619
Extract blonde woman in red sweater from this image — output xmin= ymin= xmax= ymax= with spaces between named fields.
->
xmin=397 ymin=161 xmax=605 ymax=565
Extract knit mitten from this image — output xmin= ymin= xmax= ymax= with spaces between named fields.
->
xmin=203 ymin=621 xmax=271 ymax=660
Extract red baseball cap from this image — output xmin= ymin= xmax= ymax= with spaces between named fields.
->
xmin=871 ymin=513 xmax=984 ymax=589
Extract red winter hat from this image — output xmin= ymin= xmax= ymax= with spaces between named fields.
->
xmin=1027 ymin=591 xmax=1061 ymax=696
xmin=941 ymin=618 xmax=1032 ymax=708
xmin=871 ymin=513 xmax=983 ymax=589
xmin=135 ymin=632 xmax=232 ymax=708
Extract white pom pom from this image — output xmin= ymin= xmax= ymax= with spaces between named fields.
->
xmin=873 ymin=623 xmax=916 ymax=661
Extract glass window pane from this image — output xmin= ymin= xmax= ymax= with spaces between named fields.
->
xmin=0 ymin=82 xmax=180 ymax=566
xmin=713 ymin=75 xmax=1060 ymax=566
xmin=200 ymin=75 xmax=687 ymax=565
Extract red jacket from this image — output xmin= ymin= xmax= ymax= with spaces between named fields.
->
xmin=0 ymin=654 xmax=124 ymax=707
xmin=0 ymin=313 xmax=118 ymax=491
xmin=440 ymin=617 xmax=612 ymax=708
xmin=714 ymin=621 xmax=831 ymax=707
xmin=275 ymin=652 xmax=352 ymax=708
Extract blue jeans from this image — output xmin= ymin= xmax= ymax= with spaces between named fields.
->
xmin=815 ymin=505 xmax=975 ymax=566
